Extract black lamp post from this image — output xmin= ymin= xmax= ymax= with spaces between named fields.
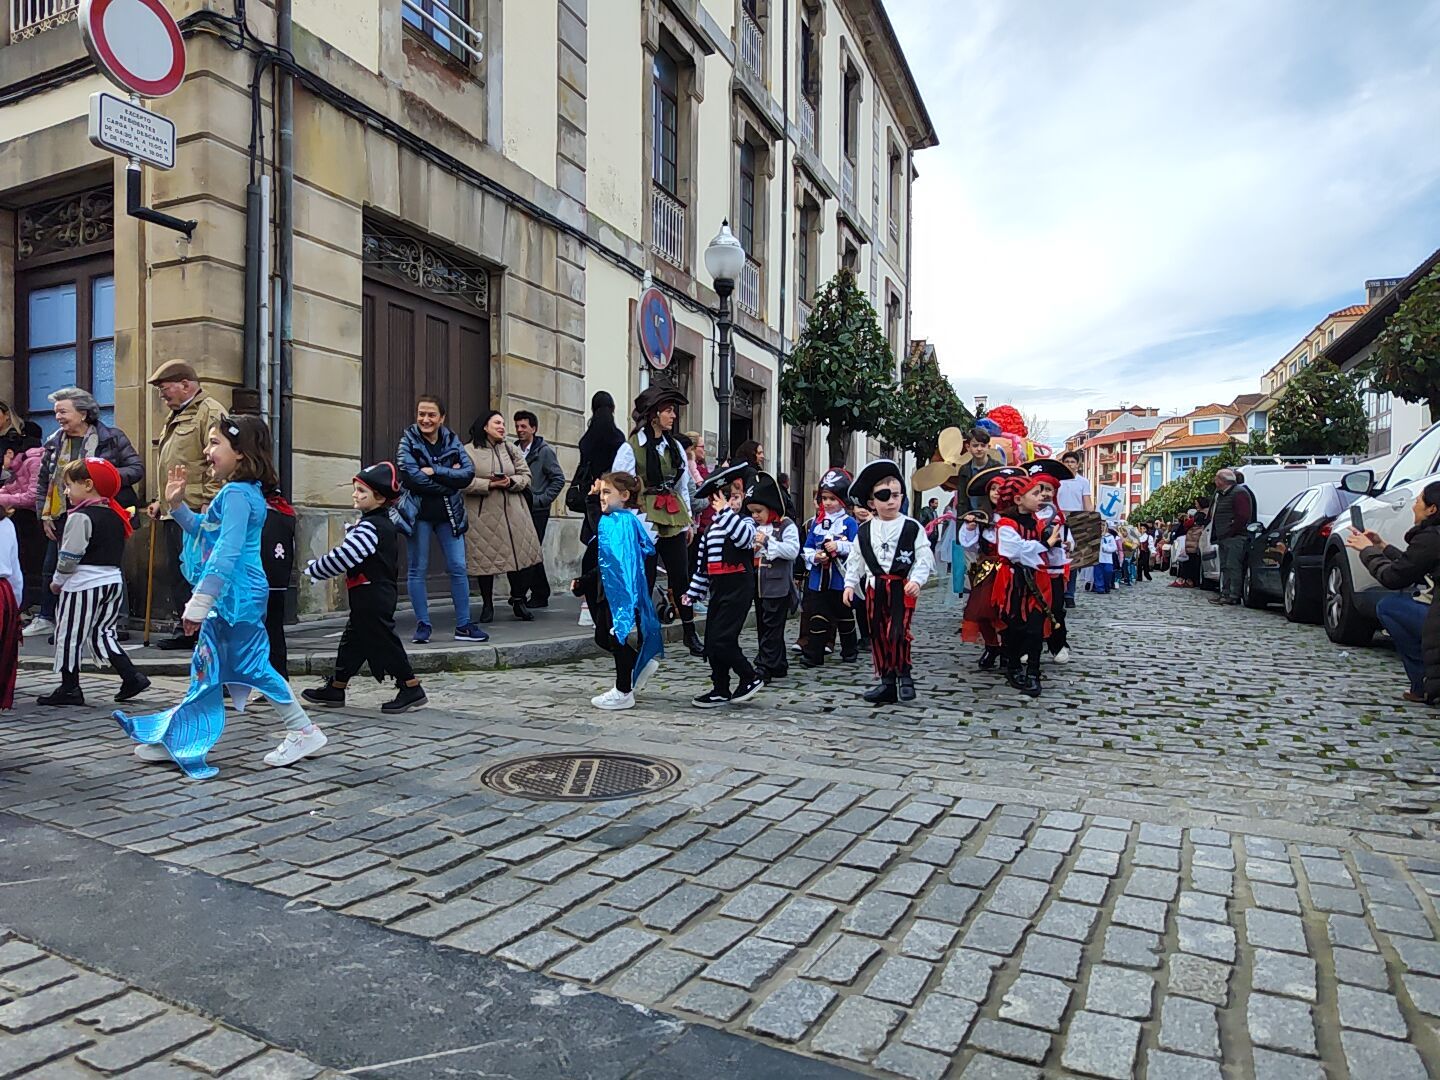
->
xmin=705 ymin=220 xmax=746 ymax=464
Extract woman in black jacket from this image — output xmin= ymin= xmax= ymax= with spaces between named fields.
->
xmin=1345 ymin=480 xmax=1440 ymax=703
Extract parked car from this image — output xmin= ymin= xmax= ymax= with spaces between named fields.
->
xmin=1322 ymin=419 xmax=1440 ymax=644
xmin=1201 ymin=462 xmax=1357 ymax=586
xmin=1241 ymin=482 xmax=1360 ymax=621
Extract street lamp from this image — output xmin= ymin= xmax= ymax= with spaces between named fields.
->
xmin=705 ymin=220 xmax=746 ymax=464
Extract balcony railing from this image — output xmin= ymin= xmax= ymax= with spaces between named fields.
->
xmin=10 ymin=0 xmax=77 ymax=41
xmin=888 ymin=217 xmax=899 ymax=245
xmin=798 ymin=97 xmax=817 ymax=157
xmin=797 ymin=297 xmax=812 ymax=330
xmin=738 ymin=257 xmax=761 ymax=318
xmin=739 ymin=7 xmax=763 ymax=82
xmin=401 ymin=0 xmax=484 ymax=62
xmin=651 ymin=185 xmax=686 ymax=269
xmin=841 ymin=157 xmax=856 ymax=205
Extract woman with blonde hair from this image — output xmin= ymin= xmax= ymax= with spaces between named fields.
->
xmin=464 ymin=410 xmax=542 ymax=623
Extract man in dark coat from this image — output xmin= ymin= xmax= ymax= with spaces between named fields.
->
xmin=1209 ymin=467 xmax=1256 ymax=605
xmin=514 ymin=410 xmax=565 ymax=608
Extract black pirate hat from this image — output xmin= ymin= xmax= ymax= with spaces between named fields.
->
xmin=742 ymin=471 xmax=785 ymax=516
xmin=966 ymin=464 xmax=1025 ymax=499
xmin=631 ymin=385 xmax=688 ymax=428
xmin=850 ymin=460 xmax=904 ymax=506
xmin=696 ymin=461 xmax=753 ymax=501
xmin=1022 ymin=458 xmax=1075 ymax=485
xmin=355 ymin=461 xmax=403 ymax=501
xmin=816 ymin=467 xmax=852 ymax=501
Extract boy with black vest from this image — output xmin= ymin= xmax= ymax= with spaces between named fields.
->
xmin=744 ymin=472 xmax=801 ymax=683
xmin=682 ymin=462 xmax=764 ymax=708
xmin=799 ymin=468 xmax=858 ymax=666
xmin=302 ymin=463 xmax=427 ymax=714
xmin=843 ymin=460 xmax=934 ymax=706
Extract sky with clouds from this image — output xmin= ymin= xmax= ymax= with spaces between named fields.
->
xmin=888 ymin=0 xmax=1440 ymax=446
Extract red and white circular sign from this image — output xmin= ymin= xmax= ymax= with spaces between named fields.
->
xmin=80 ymin=0 xmax=187 ymax=99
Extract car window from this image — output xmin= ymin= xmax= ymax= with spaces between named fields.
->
xmin=1383 ymin=422 xmax=1440 ymax=490
xmin=1267 ymin=493 xmax=1304 ymax=532
xmin=1288 ymin=489 xmax=1318 ymax=528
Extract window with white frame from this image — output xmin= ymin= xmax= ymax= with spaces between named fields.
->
xmin=1190 ymin=418 xmax=1221 ymax=436
xmin=1173 ymin=454 xmax=1202 ymax=477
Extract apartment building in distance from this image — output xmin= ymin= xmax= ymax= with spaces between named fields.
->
xmin=0 ymin=0 xmax=936 ymax=612
xmin=1066 ymin=407 xmax=1162 ymax=514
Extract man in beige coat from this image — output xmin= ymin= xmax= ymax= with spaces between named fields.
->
xmin=145 ymin=359 xmax=227 ymax=650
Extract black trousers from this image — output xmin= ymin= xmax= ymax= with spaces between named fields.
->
xmin=165 ymin=518 xmax=195 ymax=618
xmin=266 ymin=589 xmax=288 ymax=676
xmin=1137 ymin=550 xmax=1152 ymax=580
xmin=478 ymin=571 xmax=530 ymax=606
xmin=704 ymin=572 xmax=755 ymax=694
xmin=528 ymin=509 xmax=552 ymax=604
xmin=334 ymin=604 xmax=415 ymax=685
xmin=40 ymin=537 xmax=58 ymax=619
xmin=754 ymin=594 xmax=790 ymax=678
xmin=655 ymin=533 xmax=695 ymax=624
xmin=1002 ymin=608 xmax=1046 ymax=676
xmin=1046 ymin=574 xmax=1068 ymax=655
xmin=802 ymin=587 xmax=856 ymax=664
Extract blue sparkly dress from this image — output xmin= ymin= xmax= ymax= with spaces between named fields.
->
xmin=115 ymin=481 xmax=297 ymax=779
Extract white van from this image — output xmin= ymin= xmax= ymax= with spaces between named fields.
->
xmin=1200 ymin=461 xmax=1358 ymax=585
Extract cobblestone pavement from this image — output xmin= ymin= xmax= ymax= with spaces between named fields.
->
xmin=3 ymin=582 xmax=1440 ymax=1078
xmin=0 ymin=931 xmax=337 ymax=1079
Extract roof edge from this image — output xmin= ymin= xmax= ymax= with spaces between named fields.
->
xmin=841 ymin=0 xmax=939 ymax=151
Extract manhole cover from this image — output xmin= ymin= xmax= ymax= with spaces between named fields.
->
xmin=480 ymin=752 xmax=682 ymax=801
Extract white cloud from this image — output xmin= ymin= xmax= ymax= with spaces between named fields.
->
xmin=893 ymin=0 xmax=1440 ymax=440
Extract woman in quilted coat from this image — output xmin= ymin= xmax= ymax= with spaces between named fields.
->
xmin=464 ymin=410 xmax=542 ymax=623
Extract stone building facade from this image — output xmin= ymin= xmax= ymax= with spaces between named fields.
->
xmin=0 ymin=0 xmax=934 ymax=615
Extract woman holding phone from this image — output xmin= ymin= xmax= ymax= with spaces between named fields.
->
xmin=464 ymin=410 xmax=543 ymax=623
xmin=1345 ymin=480 xmax=1440 ymax=703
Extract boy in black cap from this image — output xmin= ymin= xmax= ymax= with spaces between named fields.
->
xmin=743 ymin=472 xmax=801 ymax=683
xmin=301 ymin=463 xmax=427 ymax=713
xmin=682 ymin=462 xmax=764 ymax=707
xmin=843 ymin=460 xmax=935 ymax=705
xmin=798 ymin=468 xmax=858 ymax=666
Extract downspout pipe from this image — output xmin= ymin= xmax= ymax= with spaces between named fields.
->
xmin=277 ymin=0 xmax=295 ymax=497
xmin=776 ymin=0 xmax=790 ymax=479
xmin=236 ymin=180 xmax=263 ymax=414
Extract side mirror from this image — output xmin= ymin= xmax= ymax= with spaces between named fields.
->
xmin=1247 ymin=522 xmax=1264 ymax=535
xmin=1341 ymin=469 xmax=1374 ymax=496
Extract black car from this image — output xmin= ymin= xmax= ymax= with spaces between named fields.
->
xmin=1242 ymin=482 xmax=1360 ymax=622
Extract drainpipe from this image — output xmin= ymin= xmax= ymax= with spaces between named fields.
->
xmin=775 ymin=0 xmax=790 ymax=478
xmin=236 ymin=179 xmax=263 ymax=414
xmin=277 ymin=0 xmax=295 ymax=497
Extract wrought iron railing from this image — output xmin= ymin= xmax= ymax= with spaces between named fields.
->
xmin=651 ymin=184 xmax=686 ymax=268
xmin=10 ymin=0 xmax=77 ymax=41
xmin=401 ymin=0 xmax=484 ymax=62
xmin=798 ymin=97 xmax=817 ymax=156
xmin=797 ymin=297 xmax=813 ymax=331
xmin=739 ymin=257 xmax=762 ymax=318
xmin=889 ymin=217 xmax=900 ymax=245
xmin=841 ymin=157 xmax=856 ymax=205
xmin=739 ymin=7 xmax=764 ymax=82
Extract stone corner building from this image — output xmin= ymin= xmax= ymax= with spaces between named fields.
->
xmin=0 ymin=0 xmax=935 ymax=615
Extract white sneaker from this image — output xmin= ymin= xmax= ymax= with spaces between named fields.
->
xmin=1052 ymin=646 xmax=1071 ymax=664
xmin=634 ymin=657 xmax=660 ymax=692
xmin=22 ymin=617 xmax=53 ymax=639
xmin=591 ymin=688 xmax=635 ymax=711
xmin=133 ymin=743 xmax=171 ymax=763
xmin=578 ymin=602 xmax=594 ymax=628
xmin=263 ymin=725 xmax=328 ymax=767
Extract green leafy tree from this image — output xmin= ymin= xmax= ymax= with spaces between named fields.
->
xmin=782 ymin=270 xmax=898 ymax=465
xmin=1370 ymin=268 xmax=1440 ymax=414
xmin=1130 ymin=439 xmax=1249 ymax=525
xmin=1267 ymin=360 xmax=1366 ymax=457
xmin=881 ymin=347 xmax=972 ymax=471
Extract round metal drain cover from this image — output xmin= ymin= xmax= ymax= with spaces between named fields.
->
xmin=480 ymin=752 xmax=681 ymax=801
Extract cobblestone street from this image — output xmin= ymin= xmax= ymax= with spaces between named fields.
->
xmin=3 ymin=582 xmax=1440 ymax=1078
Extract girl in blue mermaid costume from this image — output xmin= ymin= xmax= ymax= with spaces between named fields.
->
xmin=116 ymin=416 xmax=328 ymax=778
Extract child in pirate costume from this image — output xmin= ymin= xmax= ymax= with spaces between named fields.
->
xmin=993 ymin=467 xmax=1069 ymax=698
xmin=799 ymin=468 xmax=858 ymax=667
xmin=744 ymin=472 xmax=801 ymax=683
xmin=843 ymin=461 xmax=935 ymax=705
xmin=682 ymin=462 xmax=764 ymax=707
xmin=958 ymin=466 xmax=1026 ymax=671
xmin=580 ymin=471 xmax=663 ymax=711
xmin=1030 ymin=459 xmax=1077 ymax=664
xmin=301 ymin=463 xmax=428 ymax=714
xmin=612 ymin=386 xmax=705 ymax=657
xmin=38 ymin=458 xmax=150 ymax=706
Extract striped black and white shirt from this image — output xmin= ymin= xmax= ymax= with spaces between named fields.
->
xmin=303 ymin=520 xmax=380 ymax=582
xmin=684 ymin=507 xmax=757 ymax=603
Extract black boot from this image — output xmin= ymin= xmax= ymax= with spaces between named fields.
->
xmin=154 ymin=632 xmax=197 ymax=651
xmin=897 ymin=672 xmax=916 ymax=703
xmin=863 ymin=675 xmax=898 ymax=705
xmin=1003 ymin=663 xmax=1027 ymax=691
xmin=978 ymin=647 xmax=1001 ymax=670
xmin=1018 ymin=672 xmax=1043 ymax=697
xmin=682 ymin=621 xmax=705 ymax=658
xmin=478 ymin=602 xmax=495 ymax=623
xmin=108 ymin=649 xmax=149 ymax=702
xmin=38 ymin=672 xmax=83 ymax=707
xmin=302 ymin=681 xmax=347 ymax=708
xmin=511 ymin=599 xmax=534 ymax=622
xmin=840 ymin=629 xmax=860 ymax=663
xmin=382 ymin=683 xmax=429 ymax=713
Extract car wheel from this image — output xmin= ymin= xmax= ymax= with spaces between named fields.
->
xmin=1323 ymin=556 xmax=1375 ymax=645
xmin=1283 ymin=565 xmax=1321 ymax=624
xmin=1242 ymin=565 xmax=1267 ymax=609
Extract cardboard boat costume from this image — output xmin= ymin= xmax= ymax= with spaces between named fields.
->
xmin=799 ymin=468 xmax=858 ymax=666
xmin=115 ymin=473 xmax=312 ymax=779
xmin=844 ymin=461 xmax=935 ymax=705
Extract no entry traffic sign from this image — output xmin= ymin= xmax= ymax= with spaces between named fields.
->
xmin=80 ymin=0 xmax=187 ymax=99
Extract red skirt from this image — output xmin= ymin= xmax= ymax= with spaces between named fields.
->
xmin=961 ymin=575 xmax=1001 ymax=644
xmin=0 ymin=579 xmax=19 ymax=709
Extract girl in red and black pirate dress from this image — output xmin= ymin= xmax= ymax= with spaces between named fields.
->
xmin=992 ymin=466 xmax=1070 ymax=698
xmin=957 ymin=467 xmax=1026 ymax=672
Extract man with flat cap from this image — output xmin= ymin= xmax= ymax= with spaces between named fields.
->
xmin=146 ymin=359 xmax=227 ymax=650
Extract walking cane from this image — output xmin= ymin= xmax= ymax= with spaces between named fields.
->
xmin=143 ymin=515 xmax=157 ymax=646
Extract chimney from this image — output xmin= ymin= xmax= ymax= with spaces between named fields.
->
xmin=1366 ymin=278 xmax=1404 ymax=305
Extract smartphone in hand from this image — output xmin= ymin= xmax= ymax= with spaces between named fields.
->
xmin=1350 ymin=504 xmax=1365 ymax=533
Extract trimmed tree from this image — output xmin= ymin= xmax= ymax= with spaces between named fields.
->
xmin=1267 ymin=359 xmax=1367 ymax=457
xmin=782 ymin=269 xmax=897 ymax=465
xmin=1370 ymin=267 xmax=1440 ymax=415
xmin=881 ymin=346 xmax=972 ymax=471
